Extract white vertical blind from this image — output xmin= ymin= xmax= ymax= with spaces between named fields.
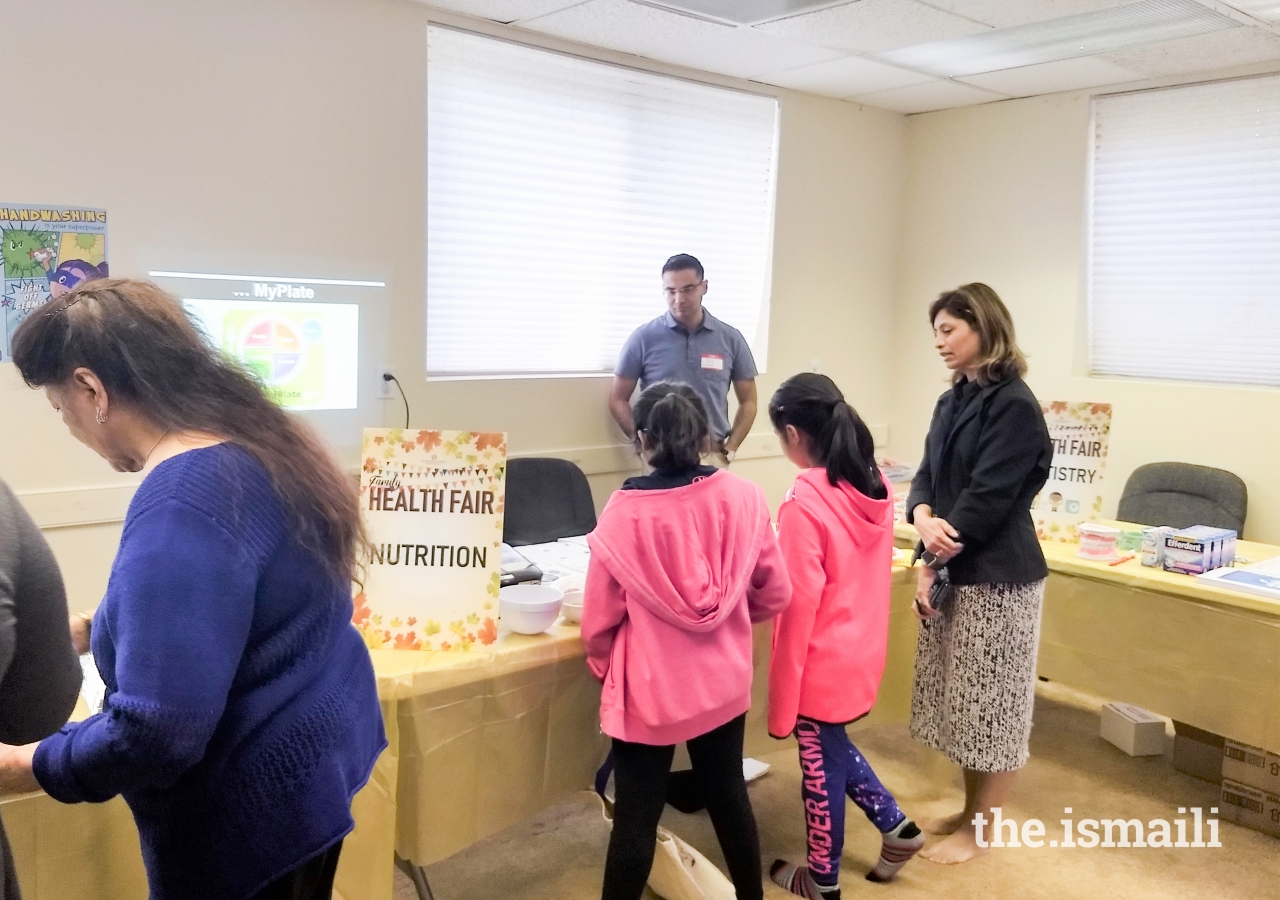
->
xmin=426 ymin=26 xmax=779 ymax=378
xmin=1089 ymin=75 xmax=1280 ymax=386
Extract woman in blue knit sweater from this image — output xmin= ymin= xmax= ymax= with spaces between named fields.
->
xmin=0 ymin=279 xmax=386 ymax=900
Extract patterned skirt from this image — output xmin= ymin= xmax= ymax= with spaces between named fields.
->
xmin=910 ymin=579 xmax=1046 ymax=773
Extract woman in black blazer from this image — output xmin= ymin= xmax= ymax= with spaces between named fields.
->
xmin=905 ymin=284 xmax=1052 ymax=865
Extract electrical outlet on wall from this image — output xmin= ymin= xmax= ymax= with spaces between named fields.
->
xmin=376 ymin=366 xmax=394 ymax=400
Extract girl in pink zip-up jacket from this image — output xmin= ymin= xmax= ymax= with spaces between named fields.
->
xmin=766 ymin=373 xmax=924 ymax=900
xmin=583 ymin=382 xmax=791 ymax=900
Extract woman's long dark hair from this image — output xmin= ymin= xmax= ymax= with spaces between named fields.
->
xmin=768 ymin=373 xmax=886 ymax=499
xmin=632 ymin=382 xmax=710 ymax=471
xmin=11 ymin=279 xmax=365 ymax=585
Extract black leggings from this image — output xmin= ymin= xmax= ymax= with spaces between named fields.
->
xmin=603 ymin=714 xmax=762 ymax=900
xmin=249 ymin=841 xmax=342 ymax=900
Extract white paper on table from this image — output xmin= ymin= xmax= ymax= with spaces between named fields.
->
xmin=557 ymin=534 xmax=590 ymax=548
xmin=500 ymin=543 xmax=532 ymax=574
xmin=80 ymin=654 xmax=106 ymax=715
xmin=515 ymin=540 xmax=592 ymax=581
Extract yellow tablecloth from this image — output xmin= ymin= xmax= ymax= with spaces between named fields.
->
xmin=15 ymin=533 xmax=1269 ymax=900
xmin=893 ymin=520 xmax=1280 ymax=749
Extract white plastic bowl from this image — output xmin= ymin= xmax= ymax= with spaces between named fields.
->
xmin=499 ymin=584 xmax=564 ymax=635
xmin=560 ymin=587 xmax=585 ymax=624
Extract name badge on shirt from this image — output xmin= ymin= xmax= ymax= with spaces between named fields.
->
xmin=700 ymin=354 xmax=724 ymax=371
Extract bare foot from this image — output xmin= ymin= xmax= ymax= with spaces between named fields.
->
xmin=920 ymin=826 xmax=989 ymax=865
xmin=921 ymin=810 xmax=968 ymax=835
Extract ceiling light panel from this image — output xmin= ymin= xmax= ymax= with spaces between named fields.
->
xmin=637 ymin=0 xmax=855 ymax=25
xmin=1218 ymin=1 xmax=1280 ymax=24
xmin=756 ymin=0 xmax=990 ymax=55
xmin=880 ymin=0 xmax=1239 ymax=77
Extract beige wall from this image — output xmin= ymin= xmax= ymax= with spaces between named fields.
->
xmin=889 ymin=91 xmax=1280 ymax=542
xmin=0 ymin=0 xmax=908 ymax=602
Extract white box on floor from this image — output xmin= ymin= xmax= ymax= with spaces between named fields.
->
xmin=1223 ymin=740 xmax=1280 ymax=794
xmin=1221 ymin=779 xmax=1280 ymax=839
xmin=1100 ymin=702 xmax=1165 ymax=756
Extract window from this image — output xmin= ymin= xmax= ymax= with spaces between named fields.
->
xmin=426 ymin=26 xmax=779 ymax=378
xmin=1089 ymin=74 xmax=1280 ymax=386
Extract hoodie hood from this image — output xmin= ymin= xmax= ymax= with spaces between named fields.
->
xmin=789 ymin=468 xmax=894 ymax=546
xmin=587 ymin=471 xmax=770 ymax=633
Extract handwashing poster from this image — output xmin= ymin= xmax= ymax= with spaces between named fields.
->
xmin=1034 ymin=401 xmax=1112 ymax=542
xmin=355 ymin=429 xmax=507 ymax=651
xmin=1 ymin=204 xmax=108 ymax=361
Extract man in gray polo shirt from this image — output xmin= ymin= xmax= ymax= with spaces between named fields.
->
xmin=610 ymin=254 xmax=758 ymax=464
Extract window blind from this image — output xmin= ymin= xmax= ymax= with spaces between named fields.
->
xmin=1089 ymin=74 xmax=1280 ymax=386
xmin=426 ymin=26 xmax=779 ymax=378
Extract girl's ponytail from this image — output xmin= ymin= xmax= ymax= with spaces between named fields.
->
xmin=769 ymin=373 xmax=886 ymax=500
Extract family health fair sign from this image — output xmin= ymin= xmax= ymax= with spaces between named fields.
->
xmin=354 ymin=428 xmax=507 ymax=651
xmin=1033 ymin=402 xmax=1113 ymax=543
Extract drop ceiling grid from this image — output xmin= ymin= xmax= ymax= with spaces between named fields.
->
xmin=754 ymin=0 xmax=993 ymax=55
xmin=422 ymin=0 xmax=586 ymax=25
xmin=518 ymin=0 xmax=844 ymax=78
xmin=1099 ymin=23 xmax=1280 ymax=74
xmin=759 ymin=54 xmax=938 ymax=96
xmin=851 ymin=77 xmax=1008 ymax=113
xmin=917 ymin=0 xmax=1137 ymax=29
xmin=420 ymin=0 xmax=1280 ymax=113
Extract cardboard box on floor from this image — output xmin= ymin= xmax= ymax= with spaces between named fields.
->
xmin=1223 ymin=740 xmax=1280 ymax=794
xmin=1100 ymin=702 xmax=1165 ymax=756
xmin=1173 ymin=720 xmax=1225 ymax=783
xmin=1221 ymin=779 xmax=1280 ymax=839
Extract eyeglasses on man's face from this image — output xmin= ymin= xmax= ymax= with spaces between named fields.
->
xmin=663 ymin=282 xmax=704 ymax=299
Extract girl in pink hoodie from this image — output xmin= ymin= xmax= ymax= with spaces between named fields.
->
xmin=766 ymin=373 xmax=924 ymax=900
xmin=583 ymin=382 xmax=791 ymax=900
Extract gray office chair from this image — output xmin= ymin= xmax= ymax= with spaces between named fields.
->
xmin=1116 ymin=462 xmax=1247 ymax=536
xmin=502 ymin=457 xmax=597 ymax=546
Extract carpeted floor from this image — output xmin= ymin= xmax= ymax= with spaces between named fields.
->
xmin=396 ymin=682 xmax=1278 ymax=900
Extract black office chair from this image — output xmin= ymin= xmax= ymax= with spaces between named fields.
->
xmin=1116 ymin=462 xmax=1247 ymax=536
xmin=502 ymin=457 xmax=597 ymax=546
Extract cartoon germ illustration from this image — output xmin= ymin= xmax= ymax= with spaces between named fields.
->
xmin=2 ymin=228 xmax=56 ymax=279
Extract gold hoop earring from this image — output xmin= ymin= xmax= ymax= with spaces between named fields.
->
xmin=95 ymin=408 xmax=107 ymax=425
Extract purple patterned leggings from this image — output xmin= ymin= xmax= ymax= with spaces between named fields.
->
xmin=795 ymin=716 xmax=903 ymax=884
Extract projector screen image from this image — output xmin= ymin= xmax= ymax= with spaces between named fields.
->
xmin=184 ymin=299 xmax=359 ymax=410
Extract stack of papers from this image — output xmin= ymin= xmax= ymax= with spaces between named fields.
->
xmin=515 ymin=538 xmax=592 ymax=582
xmin=1197 ymin=556 xmax=1280 ymax=600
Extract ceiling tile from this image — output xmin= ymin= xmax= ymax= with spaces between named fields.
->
xmin=757 ymin=54 xmax=934 ymax=96
xmin=880 ymin=1 xmax=1237 ymax=78
xmin=417 ymin=0 xmax=586 ymax=24
xmin=644 ymin=0 xmax=855 ymax=25
xmin=921 ymin=0 xmax=1135 ymax=29
xmin=756 ymin=0 xmax=991 ymax=55
xmin=1218 ymin=1 xmax=1280 ymax=26
xmin=959 ymin=56 xmax=1142 ymax=94
xmin=1099 ymin=25 xmax=1280 ymax=76
xmin=519 ymin=0 xmax=844 ymax=79
xmin=851 ymin=78 xmax=1006 ymax=112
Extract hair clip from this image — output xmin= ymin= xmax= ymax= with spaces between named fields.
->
xmin=44 ymin=294 xmax=87 ymax=319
